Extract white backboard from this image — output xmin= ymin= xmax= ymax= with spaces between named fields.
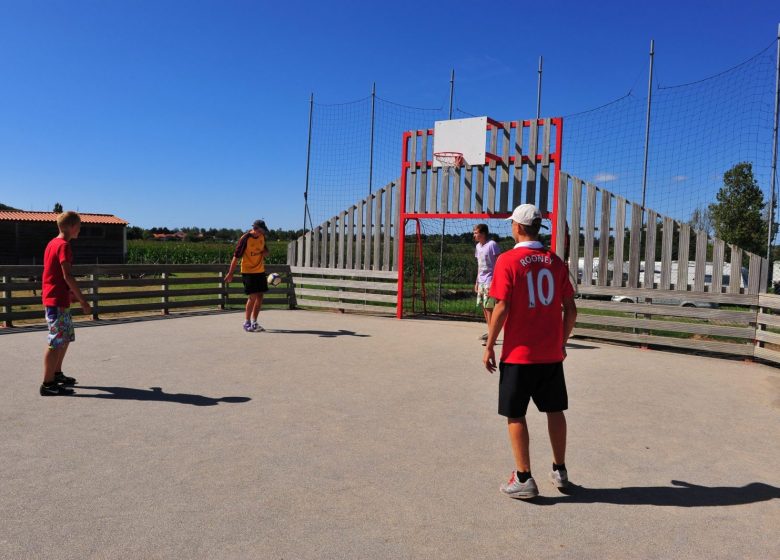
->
xmin=432 ymin=116 xmax=487 ymax=167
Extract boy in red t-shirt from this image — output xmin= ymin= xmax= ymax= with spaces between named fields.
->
xmin=40 ymin=211 xmax=92 ymax=396
xmin=483 ymin=204 xmax=577 ymax=499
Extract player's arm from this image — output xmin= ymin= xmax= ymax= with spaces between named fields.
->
xmin=484 ymin=297 xmax=509 ymax=367
xmin=474 ymin=247 xmax=479 ymax=292
xmin=483 ymin=256 xmax=511 ymax=373
xmin=225 ymin=234 xmax=248 ymax=283
xmin=483 ymin=298 xmax=508 ymax=374
xmin=61 ymin=261 xmax=91 ymax=314
xmin=561 ymin=295 xmax=577 ymax=359
xmin=225 ymin=256 xmax=239 ymax=284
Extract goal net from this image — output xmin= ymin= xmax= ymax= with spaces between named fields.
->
xmin=401 ymin=216 xmax=554 ymax=317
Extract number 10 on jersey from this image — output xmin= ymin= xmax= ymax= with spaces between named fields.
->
xmin=526 ymin=269 xmax=555 ymax=308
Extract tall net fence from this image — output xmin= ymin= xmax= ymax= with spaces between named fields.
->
xmin=562 ymin=41 xmax=777 ymax=226
xmin=307 ymin=42 xmax=776 ymax=231
xmin=455 ymin=42 xmax=778 ymax=231
xmin=303 ymin=40 xmax=778 ymax=309
xmin=306 ymin=95 xmax=448 ymax=228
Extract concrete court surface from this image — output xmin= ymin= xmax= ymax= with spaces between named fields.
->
xmin=1 ymin=309 xmax=779 ymax=560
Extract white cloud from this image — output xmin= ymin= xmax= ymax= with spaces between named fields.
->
xmin=594 ymin=172 xmax=617 ymax=183
xmin=672 ymin=175 xmax=687 ymax=182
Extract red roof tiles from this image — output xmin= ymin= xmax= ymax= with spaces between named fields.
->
xmin=0 ymin=211 xmax=128 ymax=225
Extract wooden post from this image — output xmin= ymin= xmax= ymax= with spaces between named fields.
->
xmin=161 ymin=271 xmax=170 ymax=315
xmin=219 ymin=270 xmax=226 ymax=310
xmin=287 ymin=267 xmax=297 ymax=309
xmin=2 ymin=275 xmax=12 ymax=328
xmin=90 ymin=273 xmax=100 ymax=320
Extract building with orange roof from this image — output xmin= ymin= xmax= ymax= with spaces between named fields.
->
xmin=0 ymin=210 xmax=129 ymax=264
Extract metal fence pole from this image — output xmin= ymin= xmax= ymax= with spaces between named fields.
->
xmin=436 ymin=69 xmax=456 ymax=312
xmin=303 ymin=93 xmax=314 ymax=234
xmin=641 ymin=39 xmax=655 ymax=210
xmin=536 ymin=56 xmax=543 ymax=119
xmin=765 ymin=24 xmax=780 ymax=286
xmin=369 ymin=82 xmax=376 ymax=197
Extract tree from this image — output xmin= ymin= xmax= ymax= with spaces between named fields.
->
xmin=708 ymin=162 xmax=773 ymax=256
xmin=53 ymin=202 xmax=63 ymax=213
xmin=689 ymin=205 xmax=713 ymax=236
xmin=126 ymin=226 xmax=145 ymax=240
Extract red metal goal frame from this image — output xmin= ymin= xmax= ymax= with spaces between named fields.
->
xmin=396 ymin=117 xmax=564 ymax=318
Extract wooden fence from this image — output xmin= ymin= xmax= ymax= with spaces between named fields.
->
xmin=0 ymin=264 xmax=294 ymax=327
xmin=291 ymin=267 xmax=397 ymax=315
xmin=754 ymin=293 xmax=780 ymax=364
xmin=551 ymin=170 xmax=778 ymax=361
xmin=554 ymin=171 xmax=768 ymax=294
xmin=288 ymin=181 xmax=399 ymax=272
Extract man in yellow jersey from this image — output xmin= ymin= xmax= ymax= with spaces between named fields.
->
xmin=225 ymin=219 xmax=270 ymax=332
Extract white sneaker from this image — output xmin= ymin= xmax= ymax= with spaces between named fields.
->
xmin=251 ymin=323 xmax=265 ymax=332
xmin=500 ymin=472 xmax=539 ymax=499
xmin=549 ymin=468 xmax=569 ymax=489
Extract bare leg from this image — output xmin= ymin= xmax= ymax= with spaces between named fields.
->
xmin=43 ymin=346 xmax=66 ymax=384
xmin=55 ymin=341 xmax=69 ymax=372
xmin=483 ymin=307 xmax=493 ymax=329
xmin=252 ymin=294 xmax=264 ymax=322
xmin=546 ymin=411 xmax=567 ymax=465
xmin=507 ymin=417 xmax=531 ymax=472
xmin=244 ymin=294 xmax=258 ymax=322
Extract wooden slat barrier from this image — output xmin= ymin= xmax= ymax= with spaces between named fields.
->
xmin=754 ymin=293 xmax=780 ymax=364
xmin=0 ymin=264 xmax=295 ymax=327
xmin=550 ymin=170 xmax=780 ymax=363
xmin=288 ymin=181 xmax=398 ymax=273
xmin=556 ymin=171 xmax=768 ymax=296
xmin=290 ymin=266 xmax=397 ymax=315
xmin=572 ymin=295 xmax=758 ymax=357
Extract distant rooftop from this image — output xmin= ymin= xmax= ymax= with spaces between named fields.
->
xmin=0 ymin=211 xmax=128 ymax=225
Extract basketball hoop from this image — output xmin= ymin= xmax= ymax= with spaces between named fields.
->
xmin=434 ymin=151 xmax=464 ymax=168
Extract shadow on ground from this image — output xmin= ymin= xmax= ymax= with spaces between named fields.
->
xmin=266 ymin=328 xmax=369 ymax=338
xmin=0 ymin=309 xmax=243 ymax=335
xmin=565 ymin=342 xmax=598 ymax=350
xmin=529 ymin=480 xmax=780 ymax=507
xmin=68 ymin=386 xmax=251 ymax=406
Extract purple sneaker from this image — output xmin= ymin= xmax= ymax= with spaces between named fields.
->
xmin=243 ymin=321 xmax=252 ymax=332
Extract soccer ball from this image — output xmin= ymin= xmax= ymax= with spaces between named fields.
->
xmin=267 ymin=272 xmax=282 ymax=287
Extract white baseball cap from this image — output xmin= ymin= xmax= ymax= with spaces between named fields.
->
xmin=505 ymin=204 xmax=548 ymax=229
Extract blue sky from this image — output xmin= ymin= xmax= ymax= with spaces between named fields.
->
xmin=0 ymin=0 xmax=778 ymax=230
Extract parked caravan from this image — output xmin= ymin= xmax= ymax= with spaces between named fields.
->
xmin=610 ymin=262 xmax=748 ymax=308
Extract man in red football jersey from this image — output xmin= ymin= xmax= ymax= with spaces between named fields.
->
xmin=483 ymin=204 xmax=577 ymax=499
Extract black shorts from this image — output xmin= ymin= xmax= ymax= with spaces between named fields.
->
xmin=498 ymin=362 xmax=568 ymax=418
xmin=242 ymin=273 xmax=269 ymax=295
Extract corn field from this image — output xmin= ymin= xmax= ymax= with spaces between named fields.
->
xmin=127 ymin=240 xmax=289 ymax=265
